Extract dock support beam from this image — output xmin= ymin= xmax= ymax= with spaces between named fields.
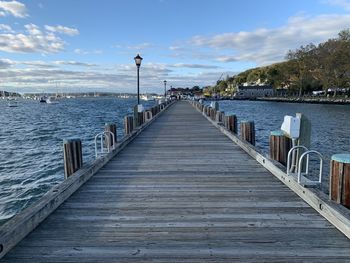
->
xmin=63 ymin=138 xmax=83 ymax=179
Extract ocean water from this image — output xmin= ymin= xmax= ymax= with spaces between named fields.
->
xmin=0 ymin=97 xmax=154 ymax=224
xmin=0 ymin=98 xmax=349 ymax=224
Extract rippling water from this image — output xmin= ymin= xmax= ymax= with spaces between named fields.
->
xmin=0 ymin=97 xmax=154 ymax=224
xmin=1 ymin=98 xmax=349 ymax=225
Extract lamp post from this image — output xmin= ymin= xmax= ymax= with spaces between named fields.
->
xmin=163 ymin=80 xmax=167 ymax=99
xmin=134 ymin=54 xmax=143 ymax=105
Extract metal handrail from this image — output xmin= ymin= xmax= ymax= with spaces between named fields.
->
xmin=297 ymin=150 xmax=323 ymax=185
xmin=287 ymin=145 xmax=309 ymax=176
xmin=94 ymin=131 xmax=115 ymax=158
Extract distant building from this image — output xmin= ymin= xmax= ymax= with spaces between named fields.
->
xmin=234 ymin=85 xmax=274 ymax=99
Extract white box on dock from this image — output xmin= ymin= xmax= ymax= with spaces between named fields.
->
xmin=281 ymin=115 xmax=300 ymax=138
xmin=137 ymin=104 xmax=144 ymax=112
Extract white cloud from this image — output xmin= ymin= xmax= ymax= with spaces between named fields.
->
xmin=127 ymin=43 xmax=153 ymax=50
xmin=0 ymin=58 xmax=14 ymax=68
xmin=171 ymin=63 xmax=220 ymax=69
xmin=113 ymin=43 xmax=154 ymax=51
xmin=179 ymin=14 xmax=350 ymax=65
xmin=45 ymin=25 xmax=79 ymax=36
xmin=0 ymin=23 xmax=13 ymax=32
xmin=0 ymin=60 xmax=227 ymax=93
xmin=324 ymin=0 xmax=350 ymax=11
xmin=74 ymin=48 xmax=102 ymax=55
xmin=0 ymin=23 xmax=80 ymax=53
xmin=169 ymin=46 xmax=183 ymax=51
xmin=20 ymin=60 xmax=57 ymax=68
xmin=0 ymin=0 xmax=27 ymax=18
xmin=54 ymin=60 xmax=97 ymax=67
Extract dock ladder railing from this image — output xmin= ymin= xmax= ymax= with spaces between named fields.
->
xmin=94 ymin=131 xmax=116 ymax=158
xmin=287 ymin=145 xmax=323 ymax=187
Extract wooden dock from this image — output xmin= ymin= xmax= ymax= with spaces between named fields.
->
xmin=2 ymin=101 xmax=350 ymax=262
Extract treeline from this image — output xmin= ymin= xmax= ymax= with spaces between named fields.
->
xmin=208 ymin=29 xmax=350 ymax=97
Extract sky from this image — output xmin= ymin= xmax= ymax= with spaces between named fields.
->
xmin=1 ymin=0 xmax=350 ymax=94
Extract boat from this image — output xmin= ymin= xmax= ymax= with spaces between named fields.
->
xmin=39 ymin=96 xmax=59 ymax=104
xmin=46 ymin=96 xmax=59 ymax=104
xmin=7 ymin=98 xmax=18 ymax=107
xmin=141 ymin=94 xmax=155 ymax=101
xmin=39 ymin=96 xmax=47 ymax=103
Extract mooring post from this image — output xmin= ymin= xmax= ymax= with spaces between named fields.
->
xmin=210 ymin=108 xmax=216 ymax=120
xmin=240 ymin=121 xmax=255 ymax=145
xmin=133 ymin=105 xmax=139 ymax=128
xmin=269 ymin=130 xmax=292 ymax=166
xmin=144 ymin=110 xmax=153 ymax=122
xmin=215 ymin=111 xmax=221 ymax=123
xmin=138 ymin=111 xmax=144 ymax=126
xmin=225 ymin=115 xmax=237 ymax=134
xmin=330 ymin=154 xmax=350 ymax=208
xmin=124 ymin=116 xmax=134 ymax=135
xmin=212 ymin=101 xmax=219 ymax=111
xmin=105 ymin=123 xmax=117 ymax=148
xmin=215 ymin=111 xmax=224 ymax=123
xmin=63 ymin=138 xmax=83 ymax=179
xmin=220 ymin=111 xmax=225 ymax=123
xmin=205 ymin=106 xmax=209 ymax=116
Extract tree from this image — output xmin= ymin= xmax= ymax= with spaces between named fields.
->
xmin=286 ymin=43 xmax=316 ymax=96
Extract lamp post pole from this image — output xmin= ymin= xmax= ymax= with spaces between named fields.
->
xmin=137 ymin=66 xmax=140 ymax=105
xmin=134 ymin=54 xmax=143 ymax=105
xmin=164 ymin=80 xmax=167 ymax=99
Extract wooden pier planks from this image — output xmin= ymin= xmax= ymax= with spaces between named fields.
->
xmin=2 ymin=101 xmax=350 ymax=262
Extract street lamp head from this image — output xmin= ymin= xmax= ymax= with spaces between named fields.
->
xmin=134 ymin=54 xmax=143 ymax=67
xmin=164 ymin=80 xmax=167 ymax=85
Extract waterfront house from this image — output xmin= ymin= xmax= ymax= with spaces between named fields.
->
xmin=234 ymin=85 xmax=274 ymax=99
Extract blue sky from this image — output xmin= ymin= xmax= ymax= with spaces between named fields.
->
xmin=1 ymin=0 xmax=350 ymax=93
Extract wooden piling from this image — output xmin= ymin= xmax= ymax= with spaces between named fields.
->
xmin=330 ymin=154 xmax=350 ymax=208
xmin=210 ymin=108 xmax=216 ymax=120
xmin=211 ymin=101 xmax=219 ymax=111
xmin=124 ymin=116 xmax=133 ymax=135
xmin=63 ymin=138 xmax=83 ymax=179
xmin=225 ymin=115 xmax=237 ymax=134
xmin=215 ymin=111 xmax=224 ymax=123
xmin=215 ymin=111 xmax=221 ymax=123
xmin=105 ymin=123 xmax=117 ymax=147
xmin=219 ymin=111 xmax=225 ymax=123
xmin=133 ymin=105 xmax=139 ymax=128
xmin=144 ymin=110 xmax=153 ymax=122
xmin=240 ymin=121 xmax=255 ymax=145
xmin=269 ymin=130 xmax=293 ymax=166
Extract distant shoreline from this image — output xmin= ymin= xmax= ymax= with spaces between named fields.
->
xmin=255 ymin=97 xmax=350 ymax=105
xmin=207 ymin=96 xmax=350 ymax=105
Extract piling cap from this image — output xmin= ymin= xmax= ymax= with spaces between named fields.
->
xmin=331 ymin=154 xmax=350 ymax=164
xmin=270 ymin=130 xmax=285 ymax=136
xmin=63 ymin=138 xmax=81 ymax=144
xmin=105 ymin=122 xmax=115 ymax=126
